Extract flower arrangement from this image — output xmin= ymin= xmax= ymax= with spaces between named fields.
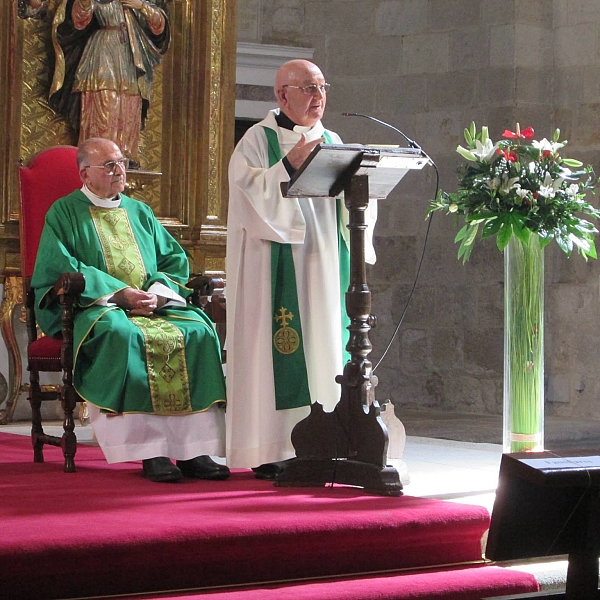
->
xmin=429 ymin=123 xmax=599 ymax=452
xmin=428 ymin=122 xmax=599 ymax=263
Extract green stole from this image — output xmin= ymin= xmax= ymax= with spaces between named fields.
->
xmin=90 ymin=206 xmax=192 ymax=414
xmin=263 ymin=127 xmax=350 ymax=410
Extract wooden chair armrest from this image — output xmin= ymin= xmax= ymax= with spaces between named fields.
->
xmin=53 ymin=272 xmax=86 ymax=299
xmin=187 ymin=274 xmax=224 ymax=309
xmin=54 ymin=273 xmax=85 ymax=379
xmin=187 ymin=274 xmax=226 ymax=355
xmin=23 ymin=273 xmax=85 ymax=344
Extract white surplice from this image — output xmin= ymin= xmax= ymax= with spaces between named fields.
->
xmin=225 ymin=110 xmax=378 ymax=468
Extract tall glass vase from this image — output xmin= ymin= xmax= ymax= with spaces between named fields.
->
xmin=503 ymin=234 xmax=544 ymax=453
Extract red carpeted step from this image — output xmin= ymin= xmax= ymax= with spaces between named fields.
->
xmin=112 ymin=565 xmax=540 ymax=600
xmin=1 ymin=433 xmax=498 ymax=600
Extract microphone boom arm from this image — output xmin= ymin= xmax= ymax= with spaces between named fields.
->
xmin=342 ymin=112 xmax=421 ymax=149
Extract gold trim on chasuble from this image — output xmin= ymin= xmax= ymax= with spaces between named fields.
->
xmin=91 ymin=207 xmax=146 ymax=289
xmin=90 ymin=206 xmax=191 ymax=414
xmin=131 ymin=316 xmax=192 ymax=414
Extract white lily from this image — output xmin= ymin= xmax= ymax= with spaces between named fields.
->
xmin=515 ymin=186 xmax=530 ymax=199
xmin=550 ymin=172 xmax=564 ymax=190
xmin=456 ymin=137 xmax=499 ymax=163
xmin=532 ymin=138 xmax=565 ymax=153
xmin=472 ymin=138 xmax=498 ymax=162
xmin=486 ymin=177 xmax=501 ymax=191
xmin=499 ymin=175 xmax=520 ymax=195
xmin=538 ymin=185 xmax=555 ymax=198
xmin=538 ymin=172 xmax=563 ymax=198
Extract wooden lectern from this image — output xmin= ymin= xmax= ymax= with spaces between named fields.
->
xmin=275 ymin=143 xmax=428 ymax=497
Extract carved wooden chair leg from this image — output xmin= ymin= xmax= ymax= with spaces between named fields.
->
xmin=60 ymin=386 xmax=78 ymax=473
xmin=29 ymin=379 xmax=44 ymax=464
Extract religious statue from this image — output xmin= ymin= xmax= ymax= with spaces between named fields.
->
xmin=48 ymin=0 xmax=171 ymax=166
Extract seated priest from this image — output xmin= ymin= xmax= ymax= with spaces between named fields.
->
xmin=31 ymin=137 xmax=229 ymax=483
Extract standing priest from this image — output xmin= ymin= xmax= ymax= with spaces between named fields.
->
xmin=226 ymin=59 xmax=378 ymax=478
xmin=32 ymin=137 xmax=229 ymax=483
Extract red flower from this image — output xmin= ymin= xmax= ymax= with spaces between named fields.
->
xmin=502 ymin=126 xmax=535 ymax=139
xmin=497 ymin=148 xmax=518 ymax=162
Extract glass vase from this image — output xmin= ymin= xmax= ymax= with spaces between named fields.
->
xmin=503 ymin=234 xmax=544 ymax=453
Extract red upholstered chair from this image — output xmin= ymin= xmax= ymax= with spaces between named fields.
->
xmin=19 ymin=146 xmax=85 ymax=472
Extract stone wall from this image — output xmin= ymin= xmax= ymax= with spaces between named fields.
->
xmin=236 ymin=0 xmax=600 ymax=422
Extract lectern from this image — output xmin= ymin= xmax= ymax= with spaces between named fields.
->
xmin=275 ymin=143 xmax=428 ymax=496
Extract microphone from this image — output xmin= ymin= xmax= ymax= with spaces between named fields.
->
xmin=342 ymin=112 xmax=421 ymax=149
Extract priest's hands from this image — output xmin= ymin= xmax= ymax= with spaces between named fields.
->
xmin=111 ymin=288 xmax=166 ymax=316
xmin=285 ymin=135 xmax=324 ymax=170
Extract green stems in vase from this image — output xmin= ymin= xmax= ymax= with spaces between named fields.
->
xmin=503 ymin=234 xmax=544 ymax=453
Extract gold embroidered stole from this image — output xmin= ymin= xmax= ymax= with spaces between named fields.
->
xmin=91 ymin=206 xmax=146 ymax=289
xmin=91 ymin=207 xmax=191 ymax=414
xmin=131 ymin=316 xmax=192 ymax=414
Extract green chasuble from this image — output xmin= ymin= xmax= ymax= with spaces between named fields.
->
xmin=31 ymin=190 xmax=226 ymax=415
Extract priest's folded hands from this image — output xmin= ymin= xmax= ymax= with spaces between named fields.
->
xmin=110 ymin=287 xmax=165 ymax=316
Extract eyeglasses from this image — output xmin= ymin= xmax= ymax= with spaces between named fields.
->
xmin=283 ymin=83 xmax=330 ymax=96
xmin=84 ymin=158 xmax=130 ymax=175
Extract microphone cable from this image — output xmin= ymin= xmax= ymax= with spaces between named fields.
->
xmin=341 ymin=112 xmax=439 ymax=373
xmin=374 ymin=174 xmax=437 ymax=373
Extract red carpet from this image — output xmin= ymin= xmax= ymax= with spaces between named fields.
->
xmin=0 ymin=432 xmax=539 ymax=600
xmin=115 ymin=565 xmax=537 ymax=600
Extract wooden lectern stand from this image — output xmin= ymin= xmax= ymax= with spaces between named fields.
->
xmin=275 ymin=144 xmax=428 ymax=497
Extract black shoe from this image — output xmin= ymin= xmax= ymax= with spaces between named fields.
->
xmin=176 ymin=455 xmax=231 ymax=480
xmin=142 ymin=457 xmax=183 ymax=483
xmin=252 ymin=460 xmax=290 ymax=480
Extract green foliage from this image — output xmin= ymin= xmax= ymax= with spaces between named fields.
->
xmin=428 ymin=122 xmax=600 ymax=262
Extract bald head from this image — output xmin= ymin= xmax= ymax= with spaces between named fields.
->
xmin=274 ymin=60 xmax=327 ymax=127
xmin=275 ymin=60 xmax=324 ymax=90
xmin=78 ymin=137 xmax=127 ymax=198
xmin=77 ymin=137 xmax=120 ymax=170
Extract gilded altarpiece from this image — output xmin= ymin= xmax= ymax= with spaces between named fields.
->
xmin=0 ymin=0 xmax=236 ymax=422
